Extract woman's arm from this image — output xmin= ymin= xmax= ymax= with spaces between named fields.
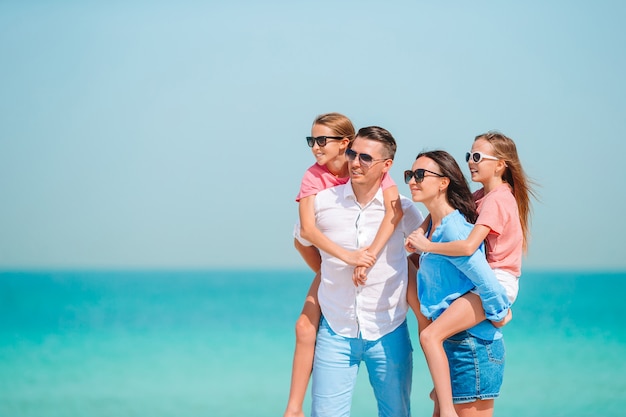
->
xmin=299 ymin=195 xmax=375 ymax=267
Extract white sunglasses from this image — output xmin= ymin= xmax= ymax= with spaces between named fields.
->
xmin=465 ymin=151 xmax=499 ymax=163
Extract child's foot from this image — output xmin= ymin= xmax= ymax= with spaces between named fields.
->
xmin=430 ymin=387 xmax=460 ymax=417
xmin=430 ymin=388 xmax=440 ymax=417
xmin=493 ymin=308 xmax=513 ymax=328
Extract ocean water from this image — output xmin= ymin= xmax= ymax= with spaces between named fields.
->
xmin=0 ymin=269 xmax=624 ymax=417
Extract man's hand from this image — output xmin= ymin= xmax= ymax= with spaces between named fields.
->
xmin=352 ymin=266 xmax=368 ymax=286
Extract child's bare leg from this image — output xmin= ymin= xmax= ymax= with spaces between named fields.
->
xmin=419 ymin=293 xmax=485 ymax=417
xmin=406 ymin=254 xmax=420 ymax=316
xmin=284 ymin=272 xmax=321 ymax=417
xmin=456 ymin=398 xmax=494 ymax=417
xmin=430 ymin=388 xmax=441 ymax=417
xmin=294 ymin=239 xmax=321 ymax=273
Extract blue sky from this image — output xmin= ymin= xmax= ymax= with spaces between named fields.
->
xmin=1 ymin=1 xmax=625 ymax=271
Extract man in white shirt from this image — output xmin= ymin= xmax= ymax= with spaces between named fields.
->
xmin=306 ymin=126 xmax=424 ymax=417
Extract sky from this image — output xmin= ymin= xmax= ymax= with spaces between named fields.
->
xmin=1 ymin=1 xmax=625 ymax=272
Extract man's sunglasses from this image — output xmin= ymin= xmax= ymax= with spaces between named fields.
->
xmin=345 ymin=148 xmax=388 ymax=168
xmin=465 ymin=151 xmax=499 ymax=163
xmin=403 ymin=168 xmax=445 ymax=184
xmin=306 ymin=136 xmax=344 ymax=147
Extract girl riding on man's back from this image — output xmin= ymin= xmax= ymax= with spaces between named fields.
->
xmin=284 ymin=112 xmax=406 ymax=417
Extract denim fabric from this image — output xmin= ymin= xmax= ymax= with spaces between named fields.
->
xmin=443 ymin=331 xmax=505 ymax=404
xmin=311 ymin=317 xmax=413 ymax=417
xmin=418 ymin=210 xmax=511 ymax=341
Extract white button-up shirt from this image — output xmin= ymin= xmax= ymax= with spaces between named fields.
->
xmin=314 ymin=181 xmax=424 ymax=340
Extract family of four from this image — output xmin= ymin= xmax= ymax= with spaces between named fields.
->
xmin=286 ymin=113 xmax=534 ymax=417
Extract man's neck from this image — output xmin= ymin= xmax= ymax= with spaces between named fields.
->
xmin=351 ymin=181 xmax=381 ymax=206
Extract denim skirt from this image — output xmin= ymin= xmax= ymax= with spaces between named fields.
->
xmin=443 ymin=331 xmax=505 ymax=404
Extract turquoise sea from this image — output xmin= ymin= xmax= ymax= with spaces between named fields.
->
xmin=1 ymin=270 xmax=624 ymax=417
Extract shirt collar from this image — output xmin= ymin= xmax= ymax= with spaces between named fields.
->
xmin=343 ymin=179 xmax=385 ymax=206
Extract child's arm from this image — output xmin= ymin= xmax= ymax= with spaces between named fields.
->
xmin=410 ymin=223 xmax=491 ymax=256
xmin=353 ymin=185 xmax=404 ymax=285
xmin=364 ymin=185 xmax=404 ymax=258
xmin=299 ymin=195 xmax=376 ymax=267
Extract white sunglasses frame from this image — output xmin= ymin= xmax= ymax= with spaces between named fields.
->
xmin=466 ymin=151 xmax=499 ymax=163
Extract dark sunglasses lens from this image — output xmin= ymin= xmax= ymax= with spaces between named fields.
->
xmin=403 ymin=170 xmax=413 ymax=183
xmin=416 ymin=169 xmax=426 ymax=181
xmin=307 ymin=136 xmax=328 ymax=147
xmin=465 ymin=152 xmax=471 ymax=162
xmin=345 ymin=149 xmax=356 ymax=160
xmin=468 ymin=152 xmax=481 ymax=163
xmin=360 ymin=153 xmax=373 ymax=164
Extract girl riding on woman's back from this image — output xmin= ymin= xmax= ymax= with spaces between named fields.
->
xmin=405 ymin=131 xmax=536 ymax=417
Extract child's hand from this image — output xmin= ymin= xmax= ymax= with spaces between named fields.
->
xmin=352 ymin=266 xmax=368 ymax=286
xmin=345 ymin=248 xmax=376 ymax=267
xmin=405 ymin=230 xmax=430 ymax=253
xmin=404 ymin=238 xmax=416 ymax=253
xmin=492 ymin=309 xmax=513 ymax=328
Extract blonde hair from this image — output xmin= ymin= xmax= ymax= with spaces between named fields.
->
xmin=313 ymin=112 xmax=355 ymax=141
xmin=475 ymin=131 xmax=538 ymax=252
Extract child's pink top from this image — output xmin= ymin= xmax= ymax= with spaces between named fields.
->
xmin=296 ymin=163 xmax=395 ymax=202
xmin=473 ymin=183 xmax=523 ymax=276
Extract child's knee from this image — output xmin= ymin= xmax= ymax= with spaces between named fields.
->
xmin=295 ymin=315 xmax=318 ymax=344
xmin=419 ymin=326 xmax=441 ymax=350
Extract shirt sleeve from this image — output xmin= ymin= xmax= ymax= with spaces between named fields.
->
xmin=449 ymin=249 xmax=511 ymax=322
xmin=400 ymin=198 xmax=424 ymax=236
xmin=296 ymin=167 xmax=325 ymax=202
xmin=381 ymin=172 xmax=396 ymax=190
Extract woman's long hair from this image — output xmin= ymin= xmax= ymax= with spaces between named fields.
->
xmin=416 ymin=150 xmax=477 ymax=223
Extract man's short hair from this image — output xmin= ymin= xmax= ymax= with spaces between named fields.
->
xmin=354 ymin=126 xmax=397 ymax=160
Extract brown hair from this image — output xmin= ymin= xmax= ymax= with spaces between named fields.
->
xmin=475 ymin=131 xmax=538 ymax=252
xmin=416 ymin=150 xmax=477 ymax=223
xmin=313 ymin=112 xmax=355 ymax=141
xmin=354 ymin=126 xmax=397 ymax=160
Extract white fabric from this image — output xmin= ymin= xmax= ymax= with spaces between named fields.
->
xmin=314 ymin=181 xmax=424 ymax=340
xmin=494 ymin=268 xmax=519 ymax=303
xmin=293 ymin=222 xmax=313 ymax=247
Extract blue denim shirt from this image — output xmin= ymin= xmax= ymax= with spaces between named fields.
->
xmin=418 ymin=210 xmax=511 ymax=341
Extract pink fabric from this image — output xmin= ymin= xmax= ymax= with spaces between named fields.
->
xmin=296 ymin=163 xmax=395 ymax=202
xmin=473 ymin=183 xmax=523 ymax=276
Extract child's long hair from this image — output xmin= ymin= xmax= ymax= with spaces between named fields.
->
xmin=475 ymin=131 xmax=538 ymax=252
xmin=313 ymin=112 xmax=355 ymax=141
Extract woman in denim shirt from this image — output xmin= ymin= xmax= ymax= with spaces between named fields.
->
xmin=404 ymin=150 xmax=510 ymax=417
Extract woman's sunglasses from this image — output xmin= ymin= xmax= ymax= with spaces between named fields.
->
xmin=306 ymin=136 xmax=344 ymax=147
xmin=403 ymin=168 xmax=445 ymax=184
xmin=465 ymin=151 xmax=499 ymax=163
xmin=345 ymin=148 xmax=387 ymax=168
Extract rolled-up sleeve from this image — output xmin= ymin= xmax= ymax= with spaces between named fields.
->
xmin=450 ymin=250 xmax=511 ymax=322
